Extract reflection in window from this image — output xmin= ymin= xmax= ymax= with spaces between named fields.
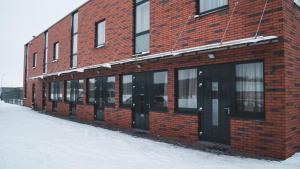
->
xmin=199 ymin=0 xmax=228 ymax=13
xmin=178 ymin=69 xmax=197 ymax=109
xmin=236 ymin=62 xmax=264 ymax=114
xmin=122 ymin=75 xmax=132 ymax=105
xmin=96 ymin=20 xmax=106 ymax=47
xmin=78 ymin=80 xmax=84 ymax=103
xmin=153 ymin=71 xmax=168 ymax=108
xmin=107 ymin=76 xmax=115 ymax=105
xmin=88 ymin=78 xmax=96 ymax=103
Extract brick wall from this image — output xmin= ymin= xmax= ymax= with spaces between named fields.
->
xmin=283 ymin=0 xmax=300 ymax=158
xmin=22 ymin=0 xmax=300 ymax=159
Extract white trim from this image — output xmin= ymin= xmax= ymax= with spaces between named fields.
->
xmin=28 ymin=36 xmax=278 ymax=80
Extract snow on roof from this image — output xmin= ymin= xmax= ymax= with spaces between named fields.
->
xmin=28 ymin=36 xmax=278 ymax=80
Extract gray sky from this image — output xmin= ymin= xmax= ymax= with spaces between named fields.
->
xmin=0 ymin=0 xmax=88 ymax=87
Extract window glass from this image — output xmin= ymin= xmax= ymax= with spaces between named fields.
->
xmin=153 ymin=71 xmax=168 ymax=108
xmin=66 ymin=81 xmax=71 ymax=101
xmin=136 ymin=1 xmax=150 ymax=34
xmin=50 ymin=82 xmax=55 ymax=100
xmin=199 ymin=0 xmax=228 ymax=13
xmin=72 ymin=12 xmax=78 ymax=33
xmin=58 ymin=81 xmax=63 ymax=100
xmin=97 ymin=21 xmax=106 ymax=46
xmin=295 ymin=0 xmax=300 ymax=7
xmin=88 ymin=78 xmax=96 ymax=103
xmin=135 ymin=33 xmax=149 ymax=54
xmin=33 ymin=53 xmax=37 ymax=67
xmin=122 ymin=75 xmax=132 ymax=105
xmin=72 ymin=34 xmax=78 ymax=54
xmin=107 ymin=76 xmax=115 ymax=105
xmin=72 ymin=54 xmax=78 ymax=68
xmin=78 ymin=80 xmax=84 ymax=103
xmin=177 ymin=69 xmax=197 ymax=109
xmin=236 ymin=62 xmax=264 ymax=114
xmin=54 ymin=43 xmax=59 ymax=60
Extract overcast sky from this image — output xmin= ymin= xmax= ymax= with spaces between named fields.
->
xmin=0 ymin=0 xmax=88 ymax=87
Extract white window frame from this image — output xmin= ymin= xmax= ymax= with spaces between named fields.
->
xmin=96 ymin=20 xmax=106 ymax=48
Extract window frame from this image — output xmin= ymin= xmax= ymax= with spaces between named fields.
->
xmin=175 ymin=67 xmax=199 ymax=114
xmin=53 ymin=42 xmax=60 ymax=61
xmin=175 ymin=61 xmax=265 ymax=119
xmin=86 ymin=78 xmax=96 ymax=105
xmin=71 ymin=11 xmax=78 ymax=68
xmin=150 ymin=70 xmax=169 ymax=112
xmin=49 ymin=81 xmax=63 ymax=102
xmin=134 ymin=0 xmax=150 ymax=55
xmin=120 ymin=74 xmax=133 ymax=108
xmin=33 ymin=53 xmax=37 ymax=68
xmin=196 ymin=0 xmax=229 ymax=16
xmin=95 ymin=19 xmax=106 ymax=48
xmin=106 ymin=76 xmax=116 ymax=107
xmin=233 ymin=61 xmax=265 ymax=120
xmin=64 ymin=79 xmax=84 ymax=104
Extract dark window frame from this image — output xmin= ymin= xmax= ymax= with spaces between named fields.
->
xmin=195 ymin=0 xmax=229 ymax=16
xmin=120 ymin=74 xmax=133 ymax=108
xmin=175 ymin=67 xmax=199 ymax=114
xmin=233 ymin=61 xmax=265 ymax=120
xmin=134 ymin=0 xmax=150 ymax=55
xmin=64 ymin=79 xmax=84 ymax=104
xmin=95 ymin=19 xmax=106 ymax=48
xmin=43 ymin=31 xmax=48 ymax=73
xmin=49 ymin=81 xmax=63 ymax=102
xmin=53 ymin=42 xmax=60 ymax=61
xmin=70 ymin=11 xmax=79 ymax=68
xmin=120 ymin=70 xmax=169 ymax=112
xmin=32 ymin=53 xmax=37 ymax=68
xmin=106 ymin=76 xmax=116 ymax=107
xmin=175 ymin=61 xmax=265 ymax=119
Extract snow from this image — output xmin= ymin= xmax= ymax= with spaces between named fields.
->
xmin=0 ymin=103 xmax=299 ymax=169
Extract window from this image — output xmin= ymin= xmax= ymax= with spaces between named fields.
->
xmin=135 ymin=0 xmax=150 ymax=54
xmin=88 ymin=78 xmax=96 ymax=103
xmin=295 ymin=0 xmax=300 ymax=7
xmin=65 ymin=80 xmax=84 ymax=104
xmin=33 ymin=53 xmax=37 ymax=68
xmin=177 ymin=68 xmax=197 ymax=110
xmin=71 ymin=12 xmax=78 ymax=68
xmin=53 ymin=42 xmax=59 ymax=60
xmin=107 ymin=76 xmax=115 ymax=105
xmin=65 ymin=81 xmax=71 ymax=101
xmin=96 ymin=20 xmax=105 ymax=47
xmin=198 ymin=0 xmax=228 ymax=14
xmin=78 ymin=80 xmax=84 ymax=103
xmin=152 ymin=71 xmax=168 ymax=109
xmin=50 ymin=81 xmax=63 ymax=101
xmin=235 ymin=62 xmax=264 ymax=118
xmin=121 ymin=75 xmax=132 ymax=105
xmin=43 ymin=31 xmax=48 ymax=73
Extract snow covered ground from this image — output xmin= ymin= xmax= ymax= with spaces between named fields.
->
xmin=0 ymin=102 xmax=299 ymax=169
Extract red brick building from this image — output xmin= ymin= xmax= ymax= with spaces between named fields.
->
xmin=23 ymin=0 xmax=300 ymax=159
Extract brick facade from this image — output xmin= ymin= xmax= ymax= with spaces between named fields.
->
xmin=23 ymin=0 xmax=300 ymax=159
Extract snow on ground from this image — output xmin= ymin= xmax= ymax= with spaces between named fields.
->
xmin=0 ymin=102 xmax=299 ymax=169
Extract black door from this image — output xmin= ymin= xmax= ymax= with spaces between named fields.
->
xmin=42 ymin=83 xmax=46 ymax=112
xmin=94 ymin=77 xmax=106 ymax=121
xmin=132 ymin=73 xmax=150 ymax=130
xmin=199 ymin=64 xmax=235 ymax=144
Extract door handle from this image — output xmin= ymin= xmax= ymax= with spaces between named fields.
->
xmin=224 ymin=107 xmax=231 ymax=115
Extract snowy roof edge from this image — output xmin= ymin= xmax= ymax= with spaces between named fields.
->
xmin=28 ymin=36 xmax=278 ymax=80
